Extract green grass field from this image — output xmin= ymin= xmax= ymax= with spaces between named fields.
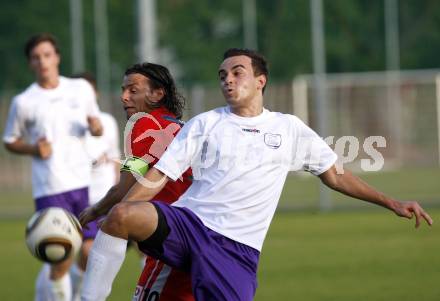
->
xmin=0 ymin=168 xmax=439 ymax=300
xmin=0 ymin=210 xmax=439 ymax=300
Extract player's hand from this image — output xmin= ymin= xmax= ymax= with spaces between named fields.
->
xmin=36 ymin=137 xmax=52 ymax=159
xmin=87 ymin=115 xmax=103 ymax=136
xmin=392 ymin=200 xmax=433 ymax=228
xmin=79 ymin=205 xmax=100 ymax=228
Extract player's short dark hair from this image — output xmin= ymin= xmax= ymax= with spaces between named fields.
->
xmin=72 ymin=72 xmax=97 ymax=91
xmin=125 ymin=63 xmax=185 ymax=119
xmin=25 ymin=33 xmax=60 ymax=60
xmin=223 ymin=48 xmax=269 ymax=92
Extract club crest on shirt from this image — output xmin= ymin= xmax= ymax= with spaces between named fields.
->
xmin=264 ymin=133 xmax=282 ymax=149
xmin=68 ymin=98 xmax=80 ymax=109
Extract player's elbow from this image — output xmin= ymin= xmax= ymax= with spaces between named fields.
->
xmin=318 ymin=167 xmax=341 ymax=191
xmin=321 ymin=175 xmax=339 ymax=191
xmin=90 ymin=127 xmax=103 ymax=137
xmin=4 ymin=142 xmax=16 ymax=153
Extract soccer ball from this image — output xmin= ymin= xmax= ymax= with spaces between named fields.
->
xmin=25 ymin=207 xmax=83 ymax=263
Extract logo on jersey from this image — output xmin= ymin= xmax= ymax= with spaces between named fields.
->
xmin=264 ymin=133 xmax=282 ymax=149
xmin=49 ymin=97 xmax=62 ymax=104
xmin=123 ymin=112 xmax=182 ymax=188
xmin=242 ymin=128 xmax=260 ymax=134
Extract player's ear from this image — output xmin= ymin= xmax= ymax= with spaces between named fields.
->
xmin=256 ymin=74 xmax=266 ymax=92
xmin=148 ymin=88 xmax=165 ymax=104
xmin=55 ymin=53 xmax=61 ymax=65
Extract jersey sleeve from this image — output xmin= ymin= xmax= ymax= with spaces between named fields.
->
xmin=155 ymin=117 xmax=203 ymax=181
xmin=3 ymin=97 xmax=23 ymax=143
xmin=81 ymin=79 xmax=100 ymax=117
xmin=106 ymin=115 xmax=121 ymax=160
xmin=289 ymin=116 xmax=337 ymax=175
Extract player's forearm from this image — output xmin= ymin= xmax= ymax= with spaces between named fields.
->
xmin=122 ymin=182 xmax=158 ymax=202
xmin=88 ymin=116 xmax=103 ymax=136
xmin=93 ymin=170 xmax=136 ymax=216
xmin=93 ymin=185 xmax=124 ymax=217
xmin=4 ymin=140 xmax=38 ymax=156
xmin=319 ymin=166 xmax=396 ymax=211
xmin=122 ymin=168 xmax=168 ymax=202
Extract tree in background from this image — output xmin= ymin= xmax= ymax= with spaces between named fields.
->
xmin=1 ymin=0 xmax=440 ymax=92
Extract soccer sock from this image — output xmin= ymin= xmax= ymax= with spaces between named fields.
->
xmin=48 ymin=272 xmax=72 ymax=301
xmin=34 ymin=264 xmax=50 ymax=301
xmin=70 ymin=263 xmax=84 ymax=301
xmin=140 ymin=255 xmax=147 ymax=270
xmin=81 ymin=230 xmax=127 ymax=301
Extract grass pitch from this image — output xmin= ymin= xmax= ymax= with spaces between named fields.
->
xmin=0 ymin=209 xmax=438 ymax=300
xmin=0 ymin=168 xmax=439 ymax=300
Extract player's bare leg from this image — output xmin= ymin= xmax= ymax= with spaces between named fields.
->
xmin=35 ymin=256 xmax=73 ymax=301
xmin=50 ymin=257 xmax=73 ymax=280
xmin=78 ymin=239 xmax=93 ymax=270
xmin=70 ymin=239 xmax=94 ymax=301
xmin=81 ymin=201 xmax=158 ymax=301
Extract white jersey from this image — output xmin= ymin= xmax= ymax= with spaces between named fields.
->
xmin=3 ymin=76 xmax=100 ymax=198
xmin=155 ymin=106 xmax=337 ymax=251
xmin=85 ymin=112 xmax=120 ymax=205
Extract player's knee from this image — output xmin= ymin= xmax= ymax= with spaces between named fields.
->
xmin=105 ymin=202 xmax=132 ymax=231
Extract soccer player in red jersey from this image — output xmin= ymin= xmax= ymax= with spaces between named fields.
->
xmin=79 ymin=63 xmax=194 ymax=301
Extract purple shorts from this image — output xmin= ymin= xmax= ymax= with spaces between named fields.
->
xmin=138 ymin=201 xmax=260 ymax=301
xmin=35 ymin=187 xmax=98 ymax=240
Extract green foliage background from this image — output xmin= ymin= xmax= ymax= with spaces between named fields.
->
xmin=1 ymin=0 xmax=440 ymax=91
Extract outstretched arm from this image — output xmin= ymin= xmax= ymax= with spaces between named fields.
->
xmin=318 ymin=165 xmax=433 ymax=228
xmin=79 ymin=170 xmax=137 ymax=226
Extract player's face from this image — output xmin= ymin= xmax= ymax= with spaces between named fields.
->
xmin=28 ymin=41 xmax=60 ymax=82
xmin=218 ymin=55 xmax=265 ymax=108
xmin=120 ymin=73 xmax=161 ymax=119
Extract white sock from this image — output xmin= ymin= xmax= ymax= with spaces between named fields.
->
xmin=35 ymin=264 xmax=50 ymax=301
xmin=48 ymin=272 xmax=72 ymax=301
xmin=140 ymin=255 xmax=147 ymax=270
xmin=81 ymin=230 xmax=127 ymax=301
xmin=70 ymin=263 xmax=84 ymax=301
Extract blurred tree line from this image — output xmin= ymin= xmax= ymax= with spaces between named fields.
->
xmin=1 ymin=0 xmax=439 ymax=92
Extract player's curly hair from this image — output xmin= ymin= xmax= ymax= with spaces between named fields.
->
xmin=125 ymin=63 xmax=185 ymax=119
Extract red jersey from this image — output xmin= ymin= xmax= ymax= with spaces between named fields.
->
xmin=129 ymin=107 xmax=192 ymax=203
xmin=128 ymin=107 xmax=194 ymax=301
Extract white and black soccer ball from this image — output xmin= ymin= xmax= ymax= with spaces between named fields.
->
xmin=25 ymin=207 xmax=83 ymax=263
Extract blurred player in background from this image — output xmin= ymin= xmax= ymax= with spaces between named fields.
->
xmin=73 ymin=72 xmax=121 ymax=206
xmin=2 ymin=33 xmax=103 ymax=301
xmin=80 ymin=48 xmax=433 ymax=301
xmin=70 ymin=72 xmax=121 ymax=301
xmin=80 ymin=62 xmax=194 ymax=301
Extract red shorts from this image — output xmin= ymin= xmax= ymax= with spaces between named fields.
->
xmin=133 ymin=256 xmax=194 ymax=301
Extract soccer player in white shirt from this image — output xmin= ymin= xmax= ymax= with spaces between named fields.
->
xmin=3 ymin=33 xmax=103 ymax=301
xmin=80 ymin=48 xmax=433 ymax=301
xmin=74 ymin=72 xmax=121 ymax=207
xmin=71 ymin=72 xmax=121 ymax=301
